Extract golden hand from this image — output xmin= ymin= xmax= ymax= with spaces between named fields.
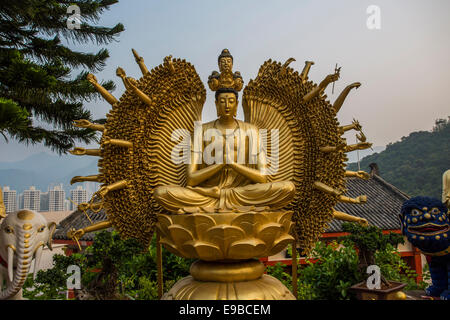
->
xmin=96 ymin=186 xmax=109 ymax=198
xmin=357 ymin=218 xmax=369 ymax=226
xmin=73 ymin=119 xmax=91 ymax=128
xmin=356 ymin=142 xmax=372 ymax=150
xmin=86 ymin=73 xmax=98 ymax=85
xmin=352 ymin=119 xmax=362 ymax=131
xmin=116 ymin=67 xmax=126 ymax=78
xmin=124 ymin=77 xmax=138 ymax=91
xmin=356 ymin=195 xmax=367 ymax=203
xmin=67 ymin=227 xmax=85 ymax=241
xmin=320 ymin=72 xmax=340 ymax=89
xmin=69 ymin=147 xmax=87 ymax=155
xmin=356 ymin=171 xmax=370 ymax=180
xmin=71 ymin=176 xmax=83 ymax=184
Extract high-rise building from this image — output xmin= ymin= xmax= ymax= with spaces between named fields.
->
xmin=70 ymin=185 xmax=88 ymax=211
xmin=23 ymin=186 xmax=41 ymax=211
xmin=49 ymin=184 xmax=65 ymax=212
xmin=2 ymin=186 xmax=17 ymax=213
xmin=40 ymin=192 xmax=49 ymax=212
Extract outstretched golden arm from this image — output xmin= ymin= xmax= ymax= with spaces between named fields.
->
xmin=303 ymin=71 xmax=340 ymax=103
xmin=116 ymin=67 xmax=131 ymax=90
xmin=333 ymin=82 xmax=361 ymax=113
xmin=344 ymin=141 xmax=373 ymax=153
xmin=73 ymin=119 xmax=105 ymax=132
xmin=125 ymin=77 xmax=152 ymax=106
xmin=67 ymin=221 xmax=113 ymax=249
xmin=132 ymin=48 xmax=149 ymax=75
xmin=87 ymin=74 xmax=118 ymax=106
xmin=69 ymin=147 xmax=101 ymax=156
xmin=333 ymin=210 xmax=368 ymax=226
xmin=71 ymin=175 xmax=102 ymax=185
xmin=300 ymin=61 xmax=315 ymax=81
xmin=345 ymin=170 xmax=370 ymax=180
xmin=339 ymin=119 xmax=362 ymax=134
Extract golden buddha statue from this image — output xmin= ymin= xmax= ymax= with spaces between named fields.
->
xmin=67 ymin=47 xmax=376 ymax=300
xmin=153 ymin=88 xmax=295 ymax=214
xmin=153 ymin=49 xmax=294 ymax=213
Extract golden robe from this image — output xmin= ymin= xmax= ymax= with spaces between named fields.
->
xmin=154 ymin=120 xmax=295 ymax=212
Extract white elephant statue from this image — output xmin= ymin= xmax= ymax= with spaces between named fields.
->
xmin=0 ymin=209 xmax=56 ymax=300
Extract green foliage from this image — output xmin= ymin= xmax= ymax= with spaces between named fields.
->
xmin=300 ymin=241 xmax=362 ymax=300
xmin=0 ymin=98 xmax=30 ymax=141
xmin=0 ymin=0 xmax=124 ymax=153
xmin=25 ymin=227 xmax=427 ymax=300
xmin=348 ymin=117 xmax=450 ymax=199
xmin=374 ymin=244 xmax=428 ymax=290
xmin=339 ymin=223 xmax=404 ymax=258
xmin=267 ymin=224 xmax=428 ymax=300
xmin=23 ymin=253 xmax=86 ymax=300
xmin=24 ymin=230 xmax=192 ymax=300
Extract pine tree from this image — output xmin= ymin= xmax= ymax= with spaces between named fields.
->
xmin=0 ymin=0 xmax=124 ymax=153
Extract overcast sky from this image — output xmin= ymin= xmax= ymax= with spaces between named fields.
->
xmin=1 ymin=0 xmax=449 ymax=161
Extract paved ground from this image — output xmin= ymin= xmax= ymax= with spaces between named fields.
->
xmin=404 ymin=290 xmax=441 ymax=300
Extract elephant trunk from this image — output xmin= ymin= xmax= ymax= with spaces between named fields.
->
xmin=33 ymin=245 xmax=43 ymax=280
xmin=0 ymin=232 xmax=36 ymax=299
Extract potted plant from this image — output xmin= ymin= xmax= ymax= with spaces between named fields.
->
xmin=340 ymin=223 xmax=408 ymax=300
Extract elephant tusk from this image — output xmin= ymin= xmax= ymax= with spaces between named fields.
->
xmin=7 ymin=246 xmax=14 ymax=282
xmin=33 ymin=245 xmax=43 ymax=280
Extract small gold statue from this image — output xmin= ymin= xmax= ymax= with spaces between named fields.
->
xmin=208 ymin=49 xmax=243 ymax=92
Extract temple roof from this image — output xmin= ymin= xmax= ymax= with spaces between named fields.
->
xmin=53 ymin=209 xmax=111 ymax=241
xmin=328 ymin=174 xmax=409 ymax=233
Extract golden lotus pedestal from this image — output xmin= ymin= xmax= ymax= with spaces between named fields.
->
xmin=156 ymin=210 xmax=296 ymax=300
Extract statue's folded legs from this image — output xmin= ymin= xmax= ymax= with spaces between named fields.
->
xmin=154 ymin=181 xmax=295 ymax=213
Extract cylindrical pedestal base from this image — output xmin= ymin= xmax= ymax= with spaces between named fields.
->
xmin=162 ymin=259 xmax=295 ymax=300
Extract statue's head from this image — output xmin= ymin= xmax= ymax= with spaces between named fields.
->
xmin=215 ymin=87 xmax=238 ymax=119
xmin=218 ymin=49 xmax=233 ymax=73
xmin=400 ymin=196 xmax=449 ymax=255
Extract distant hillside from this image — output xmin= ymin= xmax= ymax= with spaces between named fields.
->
xmin=347 ymin=118 xmax=450 ymax=200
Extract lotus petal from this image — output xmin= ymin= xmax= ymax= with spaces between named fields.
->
xmin=205 ymin=225 xmax=245 ymax=253
xmin=277 ymin=211 xmax=293 ymax=231
xmin=268 ymin=234 xmax=295 ymax=256
xmin=231 ymin=213 xmax=269 ymax=236
xmin=257 ymin=222 xmax=282 ymax=246
xmin=181 ymin=240 xmax=223 ymax=260
xmin=228 ymin=238 xmax=267 ymax=259
xmin=156 ymin=214 xmax=173 ymax=238
xmin=159 ymin=238 xmax=184 ymax=257
xmin=168 ymin=224 xmax=194 ymax=246
xmin=182 ymin=214 xmax=216 ymax=239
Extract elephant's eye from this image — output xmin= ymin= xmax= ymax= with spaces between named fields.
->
xmin=410 ymin=209 xmax=421 ymax=216
xmin=430 ymin=208 xmax=440 ymax=215
xmin=37 ymin=225 xmax=45 ymax=233
xmin=4 ymin=226 xmax=14 ymax=234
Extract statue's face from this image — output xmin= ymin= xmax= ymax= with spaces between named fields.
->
xmin=219 ymin=57 xmax=233 ymax=73
xmin=400 ymin=197 xmax=449 ymax=254
xmin=216 ymin=92 xmax=237 ymax=119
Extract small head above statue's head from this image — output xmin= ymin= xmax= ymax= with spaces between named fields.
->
xmin=215 ymin=87 xmax=239 ymax=119
xmin=218 ymin=49 xmax=233 ymax=73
